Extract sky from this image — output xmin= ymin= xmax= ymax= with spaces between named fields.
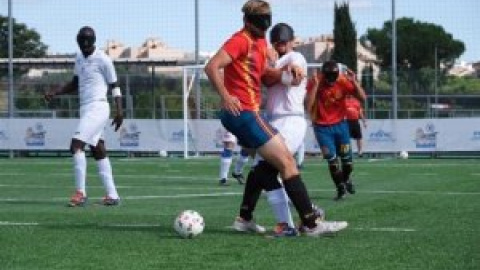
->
xmin=1 ymin=0 xmax=479 ymax=62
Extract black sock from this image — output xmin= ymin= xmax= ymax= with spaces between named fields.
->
xmin=341 ymin=162 xmax=353 ymax=183
xmin=329 ymin=162 xmax=344 ymax=188
xmin=283 ymin=175 xmax=316 ymax=228
xmin=239 ymin=169 xmax=263 ymax=221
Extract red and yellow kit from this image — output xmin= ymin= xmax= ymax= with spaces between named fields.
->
xmin=222 ymin=28 xmax=267 ymax=112
xmin=345 ymin=96 xmax=362 ymax=120
xmin=307 ymin=74 xmax=356 ymax=125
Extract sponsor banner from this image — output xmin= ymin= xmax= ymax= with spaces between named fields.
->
xmin=0 ymin=118 xmax=479 ymax=152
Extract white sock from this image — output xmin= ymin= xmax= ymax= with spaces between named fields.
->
xmin=266 ymin=188 xmax=295 ymax=228
xmin=219 ymin=157 xmax=232 ymax=179
xmin=97 ymin=157 xmax=119 ymax=199
xmin=296 ymin=143 xmax=305 ymax=166
xmin=234 ymin=155 xmax=248 ymax=175
xmin=73 ymin=151 xmax=87 ymax=196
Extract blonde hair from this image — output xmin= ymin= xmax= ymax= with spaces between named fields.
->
xmin=242 ymin=0 xmax=271 ymax=15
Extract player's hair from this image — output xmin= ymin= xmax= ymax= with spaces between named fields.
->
xmin=242 ymin=0 xmax=271 ymax=15
xmin=270 ymin=23 xmax=294 ymax=43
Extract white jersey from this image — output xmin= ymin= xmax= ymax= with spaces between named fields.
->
xmin=74 ymin=49 xmax=117 ymax=106
xmin=264 ymin=51 xmax=307 ymax=118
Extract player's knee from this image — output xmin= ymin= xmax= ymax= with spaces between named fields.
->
xmin=70 ymin=139 xmax=85 ymax=154
xmin=255 ymin=161 xmax=281 ymax=191
xmin=90 ymin=141 xmax=107 ymax=160
xmin=221 ymin=148 xmax=233 ymax=158
xmin=328 ymin=159 xmax=340 ymax=173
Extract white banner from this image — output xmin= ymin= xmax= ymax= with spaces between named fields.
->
xmin=1 ymin=118 xmax=479 ymax=152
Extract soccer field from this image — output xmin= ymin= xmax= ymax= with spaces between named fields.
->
xmin=0 ymin=157 xmax=478 ymax=270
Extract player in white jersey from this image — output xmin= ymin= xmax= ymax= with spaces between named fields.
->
xmin=233 ymin=23 xmax=347 ymax=237
xmin=218 ymin=130 xmax=250 ymax=186
xmin=45 ymin=26 xmax=123 ymax=207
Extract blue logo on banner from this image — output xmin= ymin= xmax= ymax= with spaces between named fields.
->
xmin=169 ymin=129 xmax=193 ymax=142
xmin=472 ymin=131 xmax=480 ymax=141
xmin=119 ymin=123 xmax=141 ymax=147
xmin=25 ymin=123 xmax=46 ymax=146
xmin=368 ymin=129 xmax=395 ymax=142
xmin=0 ymin=130 xmax=7 ymax=140
xmin=414 ymin=123 xmax=437 ymax=148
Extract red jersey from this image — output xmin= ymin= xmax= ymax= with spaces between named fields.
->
xmin=222 ymin=29 xmax=267 ymax=112
xmin=345 ymin=96 xmax=362 ymax=120
xmin=307 ymin=74 xmax=356 ymax=125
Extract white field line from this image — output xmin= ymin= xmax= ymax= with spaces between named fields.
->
xmin=0 ymin=189 xmax=478 ymax=203
xmin=0 ymin=221 xmax=415 ymax=233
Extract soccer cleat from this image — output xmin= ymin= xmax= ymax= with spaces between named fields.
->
xmin=68 ymin=190 xmax=87 ymax=207
xmin=102 ymin=196 xmax=120 ymax=206
xmin=219 ymin=178 xmax=229 ymax=186
xmin=232 ymin=216 xmax=266 ymax=234
xmin=231 ymin=172 xmax=245 ymax=185
xmin=312 ymin=204 xmax=326 ymax=220
xmin=345 ymin=179 xmax=356 ymax=194
xmin=272 ymin=223 xmax=299 ymax=237
xmin=302 ymin=220 xmax=348 ymax=237
xmin=334 ymin=184 xmax=346 ymax=201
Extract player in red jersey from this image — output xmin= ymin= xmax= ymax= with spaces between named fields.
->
xmin=306 ymin=60 xmax=366 ymax=200
xmin=345 ymin=95 xmax=367 ymax=157
xmin=205 ymin=1 xmax=347 ymax=236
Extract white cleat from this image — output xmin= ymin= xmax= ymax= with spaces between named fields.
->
xmin=302 ymin=220 xmax=348 ymax=237
xmin=232 ymin=217 xmax=266 ymax=234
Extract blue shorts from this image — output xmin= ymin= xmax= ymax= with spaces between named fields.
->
xmin=220 ymin=110 xmax=278 ymax=149
xmin=313 ymin=120 xmax=352 ymax=161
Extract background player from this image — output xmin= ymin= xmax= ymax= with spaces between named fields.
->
xmin=219 ymin=130 xmax=249 ymax=185
xmin=345 ymin=95 xmax=367 ymax=157
xmin=306 ymin=60 xmax=366 ymax=200
xmin=44 ymin=26 xmax=123 ymax=207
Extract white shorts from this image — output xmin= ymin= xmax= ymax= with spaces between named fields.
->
xmin=73 ymin=101 xmax=110 ymax=146
xmin=222 ymin=131 xmax=237 ymax=144
xmin=255 ymin=115 xmax=307 ymax=163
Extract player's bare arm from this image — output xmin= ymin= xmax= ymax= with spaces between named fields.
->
xmin=204 ymin=49 xmax=242 ymax=116
xmin=305 ymin=69 xmax=320 ymax=117
xmin=109 ymin=83 xmax=124 ymax=132
xmin=44 ymin=76 xmax=79 ymax=102
xmin=346 ymin=69 xmax=367 ymax=102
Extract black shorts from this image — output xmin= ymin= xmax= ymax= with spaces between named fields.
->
xmin=347 ymin=119 xmax=362 ymax=139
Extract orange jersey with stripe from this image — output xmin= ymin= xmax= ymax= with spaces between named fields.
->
xmin=345 ymin=97 xmax=362 ymax=120
xmin=307 ymin=74 xmax=356 ymax=125
xmin=222 ymin=29 xmax=267 ymax=112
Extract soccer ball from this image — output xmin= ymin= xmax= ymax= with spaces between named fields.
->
xmin=173 ymin=210 xmax=204 ymax=238
xmin=399 ymin=150 xmax=409 ymax=159
xmin=159 ymin=150 xmax=168 ymax=157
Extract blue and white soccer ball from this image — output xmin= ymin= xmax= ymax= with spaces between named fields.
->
xmin=159 ymin=150 xmax=168 ymax=157
xmin=399 ymin=150 xmax=409 ymax=159
xmin=173 ymin=210 xmax=205 ymax=238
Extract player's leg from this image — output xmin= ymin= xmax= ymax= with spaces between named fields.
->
xmin=232 ymin=147 xmax=250 ymax=184
xmin=219 ymin=140 xmax=235 ymax=185
xmin=69 ymin=138 xmax=88 ymax=207
xmin=337 ymin=121 xmax=355 ymax=195
xmin=313 ymin=124 xmax=345 ymax=200
xmin=295 ymin=141 xmax=306 ymax=169
xmin=90 ymin=140 xmax=120 ymax=205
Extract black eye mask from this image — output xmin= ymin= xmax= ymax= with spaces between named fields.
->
xmin=324 ymin=71 xmax=339 ymax=84
xmin=245 ymin=13 xmax=272 ymax=31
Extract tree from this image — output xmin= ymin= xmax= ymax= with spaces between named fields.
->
xmin=0 ymin=15 xmax=48 ymax=58
xmin=0 ymin=15 xmax=48 ymax=78
xmin=362 ymin=17 xmax=465 ymax=70
xmin=332 ymin=2 xmax=357 ymax=72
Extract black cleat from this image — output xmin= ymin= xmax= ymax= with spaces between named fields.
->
xmin=334 ymin=184 xmax=346 ymax=201
xmin=219 ymin=178 xmax=229 ymax=186
xmin=231 ymin=173 xmax=245 ymax=185
xmin=345 ymin=179 xmax=356 ymax=194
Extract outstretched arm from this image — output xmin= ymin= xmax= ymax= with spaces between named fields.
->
xmin=44 ymin=76 xmax=79 ymax=102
